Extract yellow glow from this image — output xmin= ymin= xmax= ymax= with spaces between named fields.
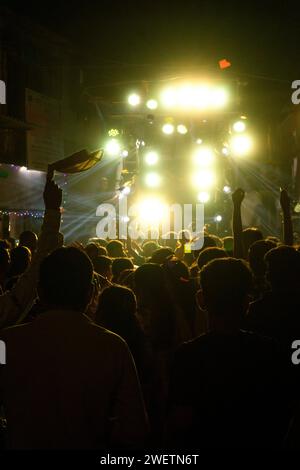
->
xmin=177 ymin=124 xmax=188 ymax=135
xmin=161 ymin=84 xmax=229 ymax=110
xmin=194 ymin=147 xmax=214 ymax=166
xmin=194 ymin=86 xmax=210 ymax=109
xmin=146 ymin=99 xmax=158 ymax=110
xmin=161 ymin=88 xmax=176 ymax=107
xmin=145 ymin=151 xmax=159 ymax=165
xmin=209 ymin=88 xmax=228 ymax=107
xmin=177 ymin=85 xmax=194 ymax=108
xmin=138 ymin=198 xmax=167 ymax=224
xmin=233 ymin=120 xmax=246 ymax=132
xmin=128 ymin=93 xmax=141 ymax=106
xmin=105 ymin=139 xmax=121 ymax=156
xmin=145 ymin=172 xmax=161 ymax=187
xmin=162 ymin=123 xmax=174 ymax=135
xmin=192 ymin=170 xmax=215 ymax=189
xmin=197 ymin=191 xmax=210 ymax=203
xmin=231 ymin=135 xmax=252 ymax=155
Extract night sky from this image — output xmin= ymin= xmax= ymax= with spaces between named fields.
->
xmin=3 ymin=0 xmax=300 ymax=112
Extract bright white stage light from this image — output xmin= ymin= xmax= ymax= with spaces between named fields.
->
xmin=105 ymin=139 xmax=121 ymax=156
xmin=194 ymin=147 xmax=214 ymax=166
xmin=209 ymin=88 xmax=228 ymax=107
xmin=145 ymin=172 xmax=161 ymax=187
xmin=122 ymin=150 xmax=129 ymax=157
xmin=161 ymin=88 xmax=176 ymax=108
xmin=146 ymin=99 xmax=158 ymax=110
xmin=145 ymin=151 xmax=159 ymax=166
xmin=233 ymin=120 xmax=246 ymax=133
xmin=197 ymin=191 xmax=210 ymax=203
xmin=231 ymin=135 xmax=252 ymax=156
xmin=192 ymin=170 xmax=215 ymax=189
xmin=162 ymin=123 xmax=174 ymax=135
xmin=194 ymin=86 xmax=210 ymax=109
xmin=138 ymin=198 xmax=167 ymax=224
xmin=196 ymin=138 xmax=203 ymax=145
xmin=177 ymin=85 xmax=194 ymax=108
xmin=177 ymin=124 xmax=188 ymax=135
xmin=223 ymin=185 xmax=231 ymax=194
xmin=128 ymin=93 xmax=141 ymax=106
xmin=214 ymin=215 xmax=222 ymax=222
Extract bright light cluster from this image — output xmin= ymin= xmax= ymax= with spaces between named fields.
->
xmin=160 ymin=84 xmax=229 ymax=110
xmin=127 ymin=83 xmax=229 ymax=111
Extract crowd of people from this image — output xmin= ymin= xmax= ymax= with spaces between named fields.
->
xmin=0 ymin=177 xmax=300 ymax=449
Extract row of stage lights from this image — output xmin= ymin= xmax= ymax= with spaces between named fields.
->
xmin=127 ymin=83 xmax=229 ymax=111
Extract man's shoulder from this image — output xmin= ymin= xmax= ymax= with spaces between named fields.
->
xmin=87 ymin=321 xmax=127 ymax=348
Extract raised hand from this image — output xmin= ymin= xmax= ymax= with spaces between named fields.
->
xmin=232 ymin=188 xmax=245 ymax=206
xmin=43 ymin=179 xmax=62 ymax=210
xmin=280 ymin=188 xmax=291 ymax=213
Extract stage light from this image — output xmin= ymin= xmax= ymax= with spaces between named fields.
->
xmin=145 ymin=151 xmax=159 ymax=166
xmin=194 ymin=147 xmax=214 ymax=166
xmin=20 ymin=166 xmax=28 ymax=172
xmin=192 ymin=170 xmax=215 ymax=189
xmin=122 ymin=150 xmax=129 ymax=157
xmin=209 ymin=88 xmax=228 ymax=107
xmin=177 ymin=124 xmax=188 ymax=135
xmin=196 ymin=138 xmax=203 ymax=145
xmin=145 ymin=172 xmax=161 ymax=187
xmin=138 ymin=198 xmax=167 ymax=224
xmin=123 ymin=186 xmax=131 ymax=195
xmin=161 ymin=88 xmax=176 ymax=108
xmin=214 ymin=215 xmax=222 ymax=222
xmin=128 ymin=93 xmax=141 ymax=106
xmin=194 ymin=86 xmax=210 ymax=109
xmin=197 ymin=191 xmax=210 ymax=203
xmin=221 ymin=146 xmax=230 ymax=156
xmin=177 ymin=85 xmax=194 ymax=108
xmin=162 ymin=123 xmax=174 ymax=135
xmin=231 ymin=135 xmax=252 ymax=156
xmin=108 ymin=128 xmax=119 ymax=137
xmin=233 ymin=120 xmax=246 ymax=133
xmin=146 ymin=99 xmax=158 ymax=110
xmin=223 ymin=185 xmax=231 ymax=194
xmin=105 ymin=139 xmax=121 ymax=156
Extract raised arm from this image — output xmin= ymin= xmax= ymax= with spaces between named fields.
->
xmin=232 ymin=188 xmax=245 ymax=259
xmin=0 ymin=178 xmax=62 ymax=329
xmin=280 ymin=189 xmax=293 ymax=246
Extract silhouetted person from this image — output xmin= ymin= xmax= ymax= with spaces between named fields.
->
xmin=167 ymin=258 xmax=289 ymax=449
xmin=0 ymin=247 xmax=147 ymax=449
xmin=246 ymin=245 xmax=300 ymax=350
xmin=111 ymin=257 xmax=134 ymax=283
xmin=0 ymin=248 xmax=10 ymax=293
xmin=93 ymin=255 xmax=112 ymax=281
xmin=248 ymin=239 xmax=277 ymax=299
xmin=96 ymin=285 xmax=151 ymax=384
xmin=19 ymin=230 xmax=38 ymax=256
xmin=106 ymin=240 xmax=126 ymax=258
xmin=5 ymin=246 xmax=32 ymax=290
